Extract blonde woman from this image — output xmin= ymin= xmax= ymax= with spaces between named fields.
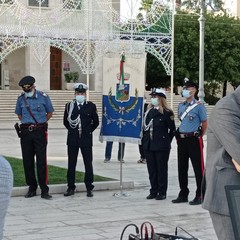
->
xmin=142 ymin=88 xmax=176 ymax=200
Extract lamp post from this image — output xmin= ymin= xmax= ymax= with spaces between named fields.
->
xmin=170 ymin=0 xmax=175 ymax=109
xmin=198 ymin=0 xmax=206 ymax=103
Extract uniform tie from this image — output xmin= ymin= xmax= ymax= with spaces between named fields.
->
xmin=78 ymin=103 xmax=83 ymax=110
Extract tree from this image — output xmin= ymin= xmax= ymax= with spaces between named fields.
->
xmin=138 ymin=0 xmax=240 ymax=100
xmin=181 ymin=0 xmax=225 ymax=12
xmin=174 ymin=11 xmax=240 ymax=99
xmin=139 ymin=0 xmax=153 ymax=13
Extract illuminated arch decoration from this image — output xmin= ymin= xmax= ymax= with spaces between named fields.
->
xmin=0 ymin=0 xmax=173 ymax=75
xmin=96 ymin=0 xmax=171 ymax=32
xmin=8 ymin=0 xmax=82 ymax=27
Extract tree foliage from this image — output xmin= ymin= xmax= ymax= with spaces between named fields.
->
xmin=174 ymin=12 xmax=240 ymax=91
xmin=145 ymin=10 xmax=240 ymax=100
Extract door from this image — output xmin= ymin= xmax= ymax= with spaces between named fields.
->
xmin=50 ymin=47 xmax=62 ymax=90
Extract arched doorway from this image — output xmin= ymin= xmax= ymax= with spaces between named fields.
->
xmin=50 ymin=47 xmax=62 ymax=90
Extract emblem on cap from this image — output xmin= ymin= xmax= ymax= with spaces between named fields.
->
xmin=150 ymin=88 xmax=166 ymax=98
xmin=183 ymin=77 xmax=198 ymax=89
xmin=73 ymin=83 xmax=88 ymax=92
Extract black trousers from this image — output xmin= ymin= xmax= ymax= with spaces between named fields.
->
xmin=20 ymin=128 xmax=49 ymax=193
xmin=138 ymin=142 xmax=146 ymax=159
xmin=177 ymin=136 xmax=204 ymax=198
xmin=67 ymin=145 xmax=94 ymax=191
xmin=146 ymin=149 xmax=170 ymax=196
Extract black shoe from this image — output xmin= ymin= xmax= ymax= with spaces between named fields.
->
xmin=25 ymin=190 xmax=36 ymax=198
xmin=172 ymin=196 xmax=188 ymax=203
xmin=64 ymin=189 xmax=75 ymax=197
xmin=189 ymin=196 xmax=202 ymax=205
xmin=155 ymin=195 xmax=166 ymax=200
xmin=41 ymin=193 xmax=52 ymax=200
xmin=87 ymin=190 xmax=93 ymax=197
xmin=146 ymin=194 xmax=157 ymax=199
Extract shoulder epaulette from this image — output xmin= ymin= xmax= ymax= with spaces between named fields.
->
xmin=39 ymin=91 xmax=48 ymax=97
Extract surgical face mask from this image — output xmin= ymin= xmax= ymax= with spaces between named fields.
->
xmin=76 ymin=95 xmax=85 ymax=103
xmin=182 ymin=89 xmax=191 ymax=98
xmin=151 ymin=97 xmax=158 ymax=106
xmin=25 ymin=90 xmax=34 ymax=98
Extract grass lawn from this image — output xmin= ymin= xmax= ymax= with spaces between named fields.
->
xmin=5 ymin=156 xmax=114 ymax=187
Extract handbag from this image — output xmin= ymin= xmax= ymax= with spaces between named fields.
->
xmin=120 ymin=222 xmax=199 ymax=240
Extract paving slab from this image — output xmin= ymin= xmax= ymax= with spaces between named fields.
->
xmin=0 ymin=124 xmax=217 ymax=240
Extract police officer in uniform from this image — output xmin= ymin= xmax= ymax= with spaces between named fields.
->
xmin=142 ymin=88 xmax=176 ymax=200
xmin=15 ymin=76 xmax=54 ymax=200
xmin=172 ymin=79 xmax=207 ymax=205
xmin=63 ymin=83 xmax=99 ymax=197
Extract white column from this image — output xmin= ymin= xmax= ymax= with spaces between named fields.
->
xmin=25 ymin=46 xmax=50 ymax=91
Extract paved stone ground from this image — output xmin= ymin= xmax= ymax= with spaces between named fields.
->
xmin=0 ymin=123 xmax=217 ymax=240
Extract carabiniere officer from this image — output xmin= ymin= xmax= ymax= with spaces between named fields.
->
xmin=15 ymin=76 xmax=54 ymax=200
xmin=172 ymin=79 xmax=208 ymax=205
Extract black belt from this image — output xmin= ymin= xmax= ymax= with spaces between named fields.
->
xmin=179 ymin=132 xmax=196 ymax=138
xmin=20 ymin=123 xmax=47 ymax=131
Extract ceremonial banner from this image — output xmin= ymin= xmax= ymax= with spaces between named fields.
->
xmin=99 ymin=53 xmax=146 ymax=144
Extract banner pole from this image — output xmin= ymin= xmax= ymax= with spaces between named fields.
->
xmin=113 ymin=142 xmax=129 ymax=197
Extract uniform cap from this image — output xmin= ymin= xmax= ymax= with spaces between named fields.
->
xmin=73 ymin=83 xmax=88 ymax=93
xmin=183 ymin=77 xmax=198 ymax=89
xmin=19 ymin=76 xmax=35 ymax=87
xmin=150 ymin=88 xmax=166 ymax=99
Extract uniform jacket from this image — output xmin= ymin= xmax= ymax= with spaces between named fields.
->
xmin=15 ymin=90 xmax=54 ymax=124
xmin=202 ymin=86 xmax=240 ymax=216
xmin=63 ymin=100 xmax=99 ymax=147
xmin=142 ymin=107 xmax=176 ymax=151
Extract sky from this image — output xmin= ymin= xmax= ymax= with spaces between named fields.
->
xmin=224 ymin=0 xmax=237 ymax=16
xmin=120 ymin=0 xmax=141 ymax=19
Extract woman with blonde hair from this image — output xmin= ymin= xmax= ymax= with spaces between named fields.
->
xmin=142 ymin=88 xmax=176 ymax=200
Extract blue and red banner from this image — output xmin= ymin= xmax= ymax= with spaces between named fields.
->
xmin=99 ymin=53 xmax=146 ymax=144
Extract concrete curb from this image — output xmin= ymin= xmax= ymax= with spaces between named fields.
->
xmin=11 ymin=180 xmax=134 ymax=197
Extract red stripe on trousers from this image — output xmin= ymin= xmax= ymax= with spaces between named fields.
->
xmin=198 ymin=136 xmax=204 ymax=174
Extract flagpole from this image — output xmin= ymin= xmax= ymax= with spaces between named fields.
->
xmin=113 ymin=51 xmax=129 ymax=198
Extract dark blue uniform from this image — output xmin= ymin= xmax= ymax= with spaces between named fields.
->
xmin=63 ymin=99 xmax=99 ymax=192
xmin=15 ymin=90 xmax=54 ymax=195
xmin=142 ymin=107 xmax=176 ymax=197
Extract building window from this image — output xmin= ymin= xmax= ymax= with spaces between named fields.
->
xmin=63 ymin=0 xmax=81 ymax=10
xmin=28 ymin=0 xmax=49 ymax=7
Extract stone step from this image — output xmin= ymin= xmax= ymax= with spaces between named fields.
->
xmin=0 ymin=91 xmax=215 ymax=127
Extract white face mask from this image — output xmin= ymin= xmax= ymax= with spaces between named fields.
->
xmin=151 ymin=98 xmax=158 ymax=106
xmin=25 ymin=90 xmax=34 ymax=98
xmin=76 ymin=95 xmax=85 ymax=103
xmin=182 ymin=89 xmax=191 ymax=98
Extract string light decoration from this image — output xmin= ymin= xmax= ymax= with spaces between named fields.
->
xmin=8 ymin=0 xmax=82 ymax=27
xmin=0 ymin=0 xmax=173 ymax=75
xmin=96 ymin=0 xmax=171 ymax=32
